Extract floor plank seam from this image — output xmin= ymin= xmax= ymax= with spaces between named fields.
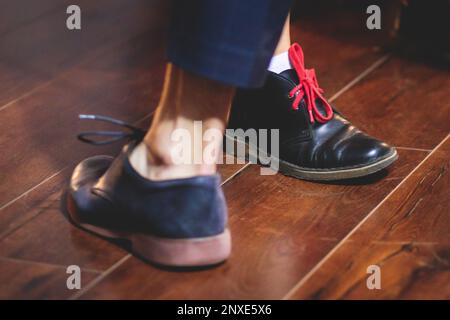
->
xmin=0 ymin=167 xmax=67 ymax=212
xmin=0 ymin=193 xmax=62 ymax=241
xmin=221 ymin=163 xmax=251 ymax=185
xmin=0 ymin=112 xmax=158 ymax=243
xmin=0 ymin=80 xmax=56 ymax=113
xmin=69 ymin=254 xmax=132 ymax=300
xmin=0 ymin=256 xmax=102 ymax=274
xmin=282 ymin=134 xmax=450 ymax=300
xmin=327 ymin=54 xmax=391 ymax=103
xmin=396 ymin=146 xmax=433 ymax=152
xmin=0 ymin=25 xmax=160 ymax=113
xmin=0 ymin=108 xmax=157 ymax=212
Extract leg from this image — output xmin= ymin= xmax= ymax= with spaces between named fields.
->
xmin=131 ymin=0 xmax=293 ymax=180
xmin=129 ymin=63 xmax=235 ymax=180
xmin=273 ymin=14 xmax=291 ymax=55
xmin=67 ymin=0 xmax=293 ymax=267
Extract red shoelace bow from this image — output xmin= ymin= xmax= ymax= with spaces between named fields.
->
xmin=288 ymin=43 xmax=333 ymax=123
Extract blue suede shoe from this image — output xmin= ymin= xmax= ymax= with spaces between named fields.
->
xmin=67 ymin=115 xmax=231 ymax=267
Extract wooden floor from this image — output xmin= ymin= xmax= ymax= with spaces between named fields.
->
xmin=0 ymin=1 xmax=449 ymax=299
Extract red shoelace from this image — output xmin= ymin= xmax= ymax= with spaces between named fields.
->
xmin=288 ymin=43 xmax=333 ymax=123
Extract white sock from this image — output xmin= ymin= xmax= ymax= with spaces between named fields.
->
xmin=267 ymin=51 xmax=292 ymax=74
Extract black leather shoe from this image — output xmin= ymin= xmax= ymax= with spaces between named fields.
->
xmin=227 ymin=43 xmax=398 ymax=181
xmin=67 ymin=115 xmax=231 ymax=267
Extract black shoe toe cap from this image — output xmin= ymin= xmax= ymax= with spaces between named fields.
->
xmin=336 ymin=134 xmax=396 ymax=168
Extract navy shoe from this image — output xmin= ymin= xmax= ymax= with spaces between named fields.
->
xmin=67 ymin=115 xmax=231 ymax=267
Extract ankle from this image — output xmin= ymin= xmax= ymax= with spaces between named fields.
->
xmin=129 ymin=138 xmax=218 ymax=181
xmin=128 ymin=64 xmax=233 ymax=181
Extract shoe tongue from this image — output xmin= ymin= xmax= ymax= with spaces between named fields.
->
xmin=278 ymin=69 xmax=299 ymax=84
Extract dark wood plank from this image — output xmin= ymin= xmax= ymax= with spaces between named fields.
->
xmin=0 ymin=2 xmax=171 ymax=297
xmin=0 ymin=31 xmax=166 ymax=207
xmin=0 ymin=168 xmax=68 ymax=240
xmin=290 ymin=14 xmax=384 ymax=97
xmin=290 ymin=242 xmax=450 ymax=299
xmin=0 ymin=0 xmax=170 ymax=207
xmin=0 ymin=199 xmax=129 ymax=271
xmin=78 ymin=149 xmax=426 ymax=299
xmin=0 ymin=257 xmax=98 ymax=299
xmin=331 ymin=57 xmax=450 ymax=150
xmin=293 ymin=0 xmax=398 ymax=49
xmin=0 ymin=0 xmax=68 ymax=35
xmin=0 ymin=30 xmax=164 ymax=269
xmin=0 ymin=0 xmax=169 ymax=107
xmin=288 ymin=135 xmax=450 ymax=299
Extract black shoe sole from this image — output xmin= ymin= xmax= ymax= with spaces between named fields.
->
xmin=225 ymin=134 xmax=398 ymax=181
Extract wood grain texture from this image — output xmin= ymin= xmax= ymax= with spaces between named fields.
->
xmin=0 ymin=168 xmax=69 ymax=240
xmin=0 ymin=0 xmax=168 ymax=108
xmin=290 ymin=16 xmax=383 ymax=98
xmin=79 ymin=150 xmax=426 ymax=299
xmin=0 ymin=1 xmax=69 ymax=35
xmin=0 ymin=257 xmax=98 ymax=299
xmin=0 ymin=199 xmax=129 ymax=271
xmin=288 ymin=135 xmax=450 ymax=299
xmin=330 ymin=57 xmax=450 ymax=150
xmin=0 ymin=30 xmax=166 ymax=207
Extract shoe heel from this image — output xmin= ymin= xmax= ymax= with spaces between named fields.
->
xmin=131 ymin=229 xmax=231 ymax=267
